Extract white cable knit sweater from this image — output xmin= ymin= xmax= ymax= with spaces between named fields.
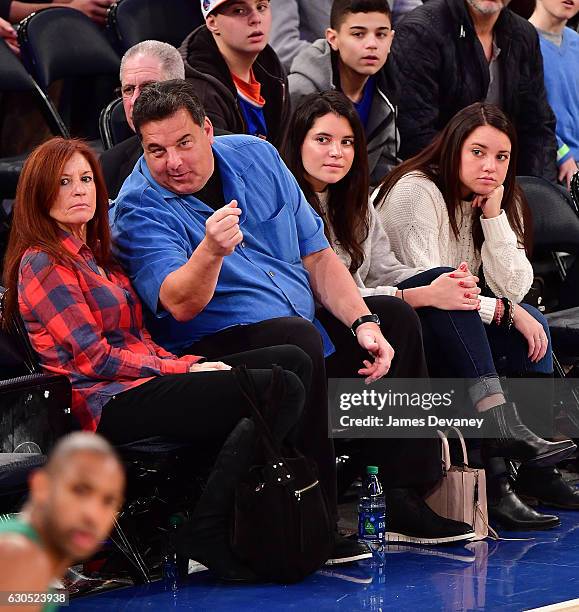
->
xmin=372 ymin=172 xmax=535 ymax=324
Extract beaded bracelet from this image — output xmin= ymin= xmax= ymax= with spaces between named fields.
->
xmin=507 ymin=299 xmax=515 ymax=329
xmin=494 ymin=298 xmax=504 ymax=326
xmin=501 ymin=297 xmax=515 ymax=330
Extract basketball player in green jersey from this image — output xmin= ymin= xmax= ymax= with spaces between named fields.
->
xmin=0 ymin=433 xmax=125 ymax=611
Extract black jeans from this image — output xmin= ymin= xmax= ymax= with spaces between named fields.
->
xmin=317 ymin=296 xmax=441 ymax=490
xmin=97 ymin=344 xmax=312 ymax=465
xmin=183 ymin=317 xmax=338 ymax=519
xmin=184 ymin=296 xmax=442 ymax=498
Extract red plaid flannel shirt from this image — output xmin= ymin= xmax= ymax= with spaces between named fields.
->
xmin=18 ymin=234 xmax=201 ymax=431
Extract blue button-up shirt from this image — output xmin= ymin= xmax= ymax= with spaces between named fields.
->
xmin=110 ymin=135 xmax=332 ymax=354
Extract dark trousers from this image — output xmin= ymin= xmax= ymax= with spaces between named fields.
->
xmin=317 ymin=296 xmax=441 ymax=489
xmin=97 ymin=345 xmax=312 ymax=468
xmin=185 ymin=296 xmax=442 ymax=498
xmin=183 ymin=317 xmax=338 ymax=518
xmin=398 ymin=267 xmax=553 ymax=381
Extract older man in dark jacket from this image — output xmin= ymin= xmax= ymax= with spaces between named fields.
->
xmin=389 ymin=0 xmax=558 ymax=182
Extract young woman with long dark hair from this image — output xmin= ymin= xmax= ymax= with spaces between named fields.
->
xmin=283 ymin=92 xmax=578 ymax=530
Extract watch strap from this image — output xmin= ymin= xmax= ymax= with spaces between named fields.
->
xmin=351 ymin=313 xmax=380 ymax=336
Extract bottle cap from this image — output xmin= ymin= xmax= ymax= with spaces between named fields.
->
xmin=366 ymin=466 xmax=379 ymax=475
xmin=169 ymin=514 xmax=183 ymax=527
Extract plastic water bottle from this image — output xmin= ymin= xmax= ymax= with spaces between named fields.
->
xmin=358 ymin=466 xmax=386 ymax=562
xmin=163 ymin=514 xmax=182 ymax=591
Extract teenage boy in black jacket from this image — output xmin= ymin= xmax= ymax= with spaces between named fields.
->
xmin=180 ymin=0 xmax=290 ymax=150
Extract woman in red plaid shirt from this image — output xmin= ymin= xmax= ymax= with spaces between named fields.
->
xmin=2 ymin=137 xmax=323 ymax=581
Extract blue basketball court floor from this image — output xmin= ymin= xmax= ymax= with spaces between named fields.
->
xmin=70 ymin=508 xmax=579 ymax=611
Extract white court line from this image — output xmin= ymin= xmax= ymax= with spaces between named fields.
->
xmin=526 ymin=599 xmax=579 ymax=611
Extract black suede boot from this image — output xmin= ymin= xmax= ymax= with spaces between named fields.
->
xmin=480 ymin=402 xmax=576 ymax=468
xmin=176 ymin=418 xmax=259 ymax=583
xmin=488 ymin=475 xmax=560 ymax=531
xmin=385 ymin=488 xmax=475 ymax=545
xmin=515 ymin=466 xmax=579 ymax=510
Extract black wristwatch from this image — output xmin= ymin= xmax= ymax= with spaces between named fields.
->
xmin=351 ymin=313 xmax=381 ymax=336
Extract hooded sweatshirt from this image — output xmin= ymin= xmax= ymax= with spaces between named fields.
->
xmin=288 ymin=38 xmax=400 ymax=186
xmin=179 ymin=25 xmax=290 ymax=149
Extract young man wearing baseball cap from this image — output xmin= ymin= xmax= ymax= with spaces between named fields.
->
xmin=180 ymin=0 xmax=290 ymax=149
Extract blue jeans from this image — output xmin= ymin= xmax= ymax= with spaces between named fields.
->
xmin=398 ymin=268 xmax=553 ymax=406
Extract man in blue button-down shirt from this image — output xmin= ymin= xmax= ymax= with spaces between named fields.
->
xmin=111 ymin=81 xmax=395 ymax=378
xmin=111 ymin=80 xmax=434 ymax=564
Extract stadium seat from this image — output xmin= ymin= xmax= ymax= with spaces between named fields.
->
xmin=520 ymin=175 xmax=579 ymax=311
xmin=107 ymin=0 xmax=203 ymax=52
xmin=570 ymin=172 xmax=579 ymax=213
xmin=0 ymin=38 xmax=68 ymax=202
xmin=18 ymin=7 xmax=120 ymax=145
xmin=0 ymin=286 xmax=75 ymax=454
xmin=0 ymin=454 xmax=46 ymax=514
xmin=518 ymin=176 xmax=579 ymax=365
xmin=99 ymin=97 xmax=132 ymax=149
xmin=519 ymin=175 xmax=579 ymax=252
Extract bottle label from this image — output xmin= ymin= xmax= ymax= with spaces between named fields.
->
xmin=358 ymin=510 xmax=386 ymax=541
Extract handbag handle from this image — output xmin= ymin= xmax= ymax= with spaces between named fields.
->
xmin=436 ymin=426 xmax=469 ymax=472
xmin=233 ymin=365 xmax=293 ymax=482
xmin=445 ymin=426 xmax=469 ymax=466
xmin=436 ymin=430 xmax=452 ymax=473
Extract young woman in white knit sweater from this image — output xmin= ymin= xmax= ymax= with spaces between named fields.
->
xmin=283 ymin=93 xmax=578 ymax=530
xmin=373 ymin=101 xmax=579 ymax=516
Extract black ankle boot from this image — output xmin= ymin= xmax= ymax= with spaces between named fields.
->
xmin=488 ymin=476 xmax=560 ymax=531
xmin=481 ymin=402 xmax=576 ymax=468
xmin=176 ymin=418 xmax=259 ymax=583
xmin=384 ymin=488 xmax=475 ymax=545
xmin=515 ymin=467 xmax=579 ymax=510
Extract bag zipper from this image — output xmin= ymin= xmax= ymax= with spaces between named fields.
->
xmin=294 ymin=480 xmax=319 ymax=502
xmin=294 ymin=479 xmax=320 ymax=553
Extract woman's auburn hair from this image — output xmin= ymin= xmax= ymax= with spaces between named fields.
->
xmin=376 ymin=102 xmax=533 ymax=257
xmin=2 ymin=137 xmax=113 ymax=326
xmin=282 ymin=90 xmax=370 ymax=272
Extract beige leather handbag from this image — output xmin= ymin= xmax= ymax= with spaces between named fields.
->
xmin=425 ymin=427 xmax=497 ymax=541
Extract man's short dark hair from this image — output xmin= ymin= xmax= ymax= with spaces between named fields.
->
xmin=330 ymin=0 xmax=391 ymax=30
xmin=132 ymin=79 xmax=206 ymax=137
